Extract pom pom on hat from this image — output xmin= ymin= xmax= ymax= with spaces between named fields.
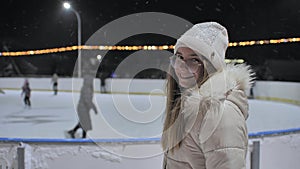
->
xmin=174 ymin=22 xmax=229 ymax=72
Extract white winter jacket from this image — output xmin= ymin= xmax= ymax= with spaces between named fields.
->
xmin=164 ymin=63 xmax=254 ymax=169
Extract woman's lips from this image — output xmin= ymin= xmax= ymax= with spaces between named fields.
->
xmin=179 ymin=73 xmax=194 ymax=79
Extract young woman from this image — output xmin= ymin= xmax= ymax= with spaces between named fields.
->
xmin=162 ymin=22 xmax=255 ymax=169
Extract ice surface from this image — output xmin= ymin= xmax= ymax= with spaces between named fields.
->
xmin=0 ymin=89 xmax=300 ymax=139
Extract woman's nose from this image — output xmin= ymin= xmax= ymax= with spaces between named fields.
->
xmin=179 ymin=61 xmax=191 ymax=72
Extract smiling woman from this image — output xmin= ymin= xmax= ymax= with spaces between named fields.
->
xmin=171 ymin=47 xmax=205 ymax=88
xmin=162 ymin=22 xmax=255 ymax=169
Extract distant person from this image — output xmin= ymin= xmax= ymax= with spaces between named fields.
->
xmin=0 ymin=89 xmax=5 ymax=94
xmin=21 ymin=79 xmax=31 ymax=108
xmin=100 ymin=75 xmax=107 ymax=93
xmin=68 ymin=76 xmax=98 ymax=138
xmin=51 ymin=73 xmax=58 ymax=95
xmin=249 ymin=81 xmax=256 ymax=99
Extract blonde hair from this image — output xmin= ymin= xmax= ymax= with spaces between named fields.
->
xmin=162 ymin=61 xmax=211 ymax=152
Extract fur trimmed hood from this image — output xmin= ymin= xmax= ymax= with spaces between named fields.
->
xmin=180 ymin=63 xmax=255 ymax=143
xmin=199 ymin=63 xmax=254 ymax=97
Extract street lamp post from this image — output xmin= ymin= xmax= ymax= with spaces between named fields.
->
xmin=63 ymin=2 xmax=82 ymax=78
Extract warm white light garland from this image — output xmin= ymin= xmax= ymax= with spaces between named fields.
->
xmin=0 ymin=37 xmax=299 ymax=57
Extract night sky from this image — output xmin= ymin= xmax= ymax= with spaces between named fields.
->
xmin=1 ymin=0 xmax=299 ymax=50
xmin=1 ymin=0 xmax=300 ymax=79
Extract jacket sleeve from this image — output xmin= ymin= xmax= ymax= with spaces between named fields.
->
xmin=204 ymin=147 xmax=247 ymax=169
xmin=200 ymin=100 xmax=248 ymax=169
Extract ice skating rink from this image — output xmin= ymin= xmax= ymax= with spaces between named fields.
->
xmin=1 ymin=83 xmax=300 ymax=169
xmin=1 ymin=89 xmax=300 ymax=139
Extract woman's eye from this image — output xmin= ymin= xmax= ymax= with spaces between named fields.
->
xmin=191 ymin=58 xmax=200 ymax=63
xmin=176 ymin=54 xmax=184 ymax=60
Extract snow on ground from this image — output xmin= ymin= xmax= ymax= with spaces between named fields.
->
xmin=0 ymin=89 xmax=300 ymax=139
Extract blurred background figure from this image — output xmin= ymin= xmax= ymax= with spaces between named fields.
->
xmin=249 ymin=81 xmax=256 ymax=99
xmin=100 ymin=73 xmax=107 ymax=93
xmin=67 ymin=76 xmax=98 ymax=138
xmin=21 ymin=79 xmax=31 ymax=108
xmin=51 ymin=73 xmax=58 ymax=95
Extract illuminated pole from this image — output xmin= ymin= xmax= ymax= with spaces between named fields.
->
xmin=63 ymin=2 xmax=82 ymax=78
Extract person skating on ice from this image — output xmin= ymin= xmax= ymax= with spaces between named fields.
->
xmin=21 ymin=79 xmax=31 ymax=108
xmin=51 ymin=73 xmax=58 ymax=95
xmin=68 ymin=76 xmax=98 ymax=138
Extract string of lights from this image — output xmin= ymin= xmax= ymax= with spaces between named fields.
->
xmin=0 ymin=37 xmax=299 ymax=57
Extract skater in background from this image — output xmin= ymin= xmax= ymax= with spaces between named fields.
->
xmin=68 ymin=76 xmax=98 ymax=138
xmin=249 ymin=81 xmax=256 ymax=99
xmin=51 ymin=73 xmax=58 ymax=95
xmin=100 ymin=74 xmax=107 ymax=93
xmin=161 ymin=22 xmax=255 ymax=169
xmin=21 ymin=79 xmax=31 ymax=108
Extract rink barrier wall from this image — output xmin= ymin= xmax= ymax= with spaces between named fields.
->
xmin=1 ymin=127 xmax=300 ymax=143
xmin=253 ymin=80 xmax=300 ymax=105
xmin=1 ymin=78 xmax=300 ymax=105
xmin=0 ymin=137 xmax=161 ymax=143
xmin=0 ymin=77 xmax=100 ymax=93
xmin=248 ymin=127 xmax=300 ymax=138
xmin=1 ymin=132 xmax=300 ymax=169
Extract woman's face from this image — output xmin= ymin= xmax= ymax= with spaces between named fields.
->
xmin=173 ymin=47 xmax=204 ymax=88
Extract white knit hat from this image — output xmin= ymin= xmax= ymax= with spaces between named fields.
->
xmin=174 ymin=22 xmax=229 ymax=73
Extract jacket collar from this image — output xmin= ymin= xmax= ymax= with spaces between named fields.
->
xmin=182 ymin=63 xmax=255 ymax=119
